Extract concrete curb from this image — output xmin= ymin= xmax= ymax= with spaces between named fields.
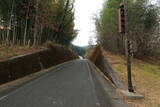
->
xmin=120 ymin=90 xmax=144 ymax=100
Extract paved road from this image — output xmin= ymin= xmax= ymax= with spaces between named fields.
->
xmin=0 ymin=59 xmax=128 ymax=107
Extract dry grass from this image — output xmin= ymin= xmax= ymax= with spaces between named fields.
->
xmin=85 ymin=46 xmax=102 ymax=63
xmin=0 ymin=44 xmax=44 ymax=61
xmin=103 ymin=51 xmax=160 ymax=107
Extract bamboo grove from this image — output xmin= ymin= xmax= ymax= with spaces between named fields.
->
xmin=0 ymin=0 xmax=77 ymax=46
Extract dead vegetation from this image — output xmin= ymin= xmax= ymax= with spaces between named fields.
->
xmin=0 ymin=44 xmax=44 ymax=61
xmin=86 ymin=46 xmax=102 ymax=63
xmin=103 ymin=51 xmax=160 ymax=107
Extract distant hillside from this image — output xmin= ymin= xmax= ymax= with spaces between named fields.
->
xmin=70 ymin=44 xmax=88 ymax=57
xmin=81 ymin=46 xmax=92 ymax=50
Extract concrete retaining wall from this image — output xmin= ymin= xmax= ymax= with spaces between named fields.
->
xmin=0 ymin=45 xmax=78 ymax=85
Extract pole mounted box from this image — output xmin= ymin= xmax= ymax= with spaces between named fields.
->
xmin=118 ymin=3 xmax=125 ymax=33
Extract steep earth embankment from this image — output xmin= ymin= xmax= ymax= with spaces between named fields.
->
xmin=86 ymin=46 xmax=125 ymax=89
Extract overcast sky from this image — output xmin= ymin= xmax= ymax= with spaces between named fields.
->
xmin=151 ymin=0 xmax=159 ymax=4
xmin=72 ymin=0 xmax=104 ymax=46
xmin=72 ymin=0 xmax=158 ymax=46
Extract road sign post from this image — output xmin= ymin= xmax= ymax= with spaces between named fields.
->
xmin=118 ymin=3 xmax=125 ymax=33
xmin=118 ymin=0 xmax=134 ymax=92
xmin=126 ymin=40 xmax=134 ymax=92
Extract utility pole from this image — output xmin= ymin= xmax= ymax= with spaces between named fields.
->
xmin=119 ymin=0 xmax=134 ymax=92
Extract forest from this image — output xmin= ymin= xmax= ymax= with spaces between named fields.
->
xmin=0 ymin=0 xmax=77 ymax=47
xmin=95 ymin=0 xmax=160 ymax=58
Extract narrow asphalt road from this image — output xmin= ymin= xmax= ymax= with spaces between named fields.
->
xmin=0 ymin=59 xmax=128 ymax=107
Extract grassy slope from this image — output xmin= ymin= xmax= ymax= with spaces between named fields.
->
xmin=103 ymin=51 xmax=160 ymax=107
xmin=0 ymin=44 xmax=44 ymax=61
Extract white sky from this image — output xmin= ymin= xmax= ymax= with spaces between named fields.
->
xmin=72 ymin=0 xmax=104 ymax=46
xmin=151 ymin=0 xmax=159 ymax=5
xmin=72 ymin=0 xmax=158 ymax=46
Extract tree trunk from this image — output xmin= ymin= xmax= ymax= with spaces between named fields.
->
xmin=33 ymin=0 xmax=40 ymax=46
xmin=23 ymin=7 xmax=29 ymax=45
xmin=6 ymin=0 xmax=14 ymax=44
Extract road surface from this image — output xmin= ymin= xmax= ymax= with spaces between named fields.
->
xmin=0 ymin=59 xmax=128 ymax=107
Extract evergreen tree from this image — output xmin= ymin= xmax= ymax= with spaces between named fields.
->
xmin=95 ymin=0 xmax=159 ymax=56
